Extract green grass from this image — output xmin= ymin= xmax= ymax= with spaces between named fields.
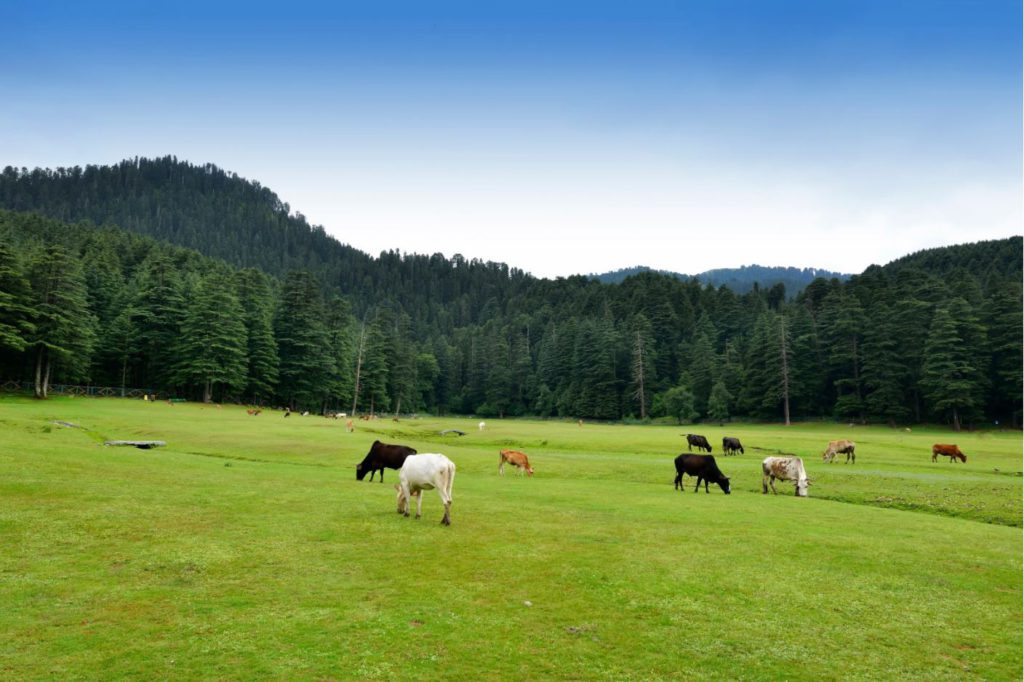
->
xmin=1 ymin=397 xmax=1021 ymax=680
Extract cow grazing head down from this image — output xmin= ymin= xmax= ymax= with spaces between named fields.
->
xmin=356 ymin=440 xmax=417 ymax=482
xmin=674 ymin=454 xmax=731 ymax=494
xmin=762 ymin=456 xmax=810 ymax=497
xmin=394 ymin=453 xmax=456 ymax=526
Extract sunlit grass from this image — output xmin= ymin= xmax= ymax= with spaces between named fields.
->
xmin=1 ymin=397 xmax=1020 ymax=679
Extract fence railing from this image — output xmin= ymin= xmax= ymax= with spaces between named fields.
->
xmin=0 ymin=381 xmax=160 ymax=399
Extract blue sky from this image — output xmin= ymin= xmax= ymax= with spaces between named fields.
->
xmin=3 ymin=1 xmax=1021 ymax=278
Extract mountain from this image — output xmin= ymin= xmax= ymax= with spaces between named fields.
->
xmin=590 ymin=264 xmax=850 ymax=295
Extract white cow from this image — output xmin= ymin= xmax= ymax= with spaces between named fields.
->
xmin=762 ymin=456 xmax=810 ymax=497
xmin=394 ymin=453 xmax=456 ymax=526
xmin=478 ymin=421 xmax=486 ymax=431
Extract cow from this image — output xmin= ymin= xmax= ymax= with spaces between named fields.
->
xmin=499 ymin=449 xmax=534 ymax=476
xmin=722 ymin=437 xmax=744 ymax=456
xmin=673 ymin=454 xmax=731 ymax=494
xmin=686 ymin=434 xmax=713 ymax=453
xmin=356 ymin=440 xmax=417 ymax=482
xmin=478 ymin=421 xmax=486 ymax=431
xmin=246 ymin=408 xmax=261 ymax=416
xmin=822 ymin=440 xmax=855 ymax=464
xmin=932 ymin=444 xmax=966 ymax=463
xmin=394 ymin=453 xmax=456 ymax=526
xmin=762 ymin=457 xmax=810 ymax=497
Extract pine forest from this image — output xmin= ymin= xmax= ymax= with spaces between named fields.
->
xmin=0 ymin=157 xmax=1020 ymax=430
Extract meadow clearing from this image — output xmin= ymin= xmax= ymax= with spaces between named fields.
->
xmin=1 ymin=397 xmax=1021 ymax=680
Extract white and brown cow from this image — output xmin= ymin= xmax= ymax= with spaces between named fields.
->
xmin=394 ymin=453 xmax=456 ymax=526
xmin=822 ymin=439 xmax=855 ymax=464
xmin=762 ymin=456 xmax=810 ymax=497
xmin=499 ymin=449 xmax=534 ymax=476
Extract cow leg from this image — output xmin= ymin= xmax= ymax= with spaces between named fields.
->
xmin=379 ymin=468 xmax=385 ymax=482
xmin=499 ymin=458 xmax=504 ymax=476
xmin=769 ymin=477 xmax=778 ymax=495
xmin=762 ymin=476 xmax=769 ymax=494
xmin=704 ymin=479 xmax=710 ymax=494
xmin=441 ymin=501 xmax=451 ymax=526
xmin=415 ymin=489 xmax=424 ymax=519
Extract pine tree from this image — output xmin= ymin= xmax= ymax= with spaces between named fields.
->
xmin=24 ymin=244 xmax=96 ymax=397
xmin=236 ymin=268 xmax=280 ymax=404
xmin=983 ymin=285 xmax=1023 ymax=426
xmin=173 ymin=271 xmax=248 ymax=402
xmin=822 ymin=292 xmax=866 ymax=420
xmin=358 ymin=318 xmax=391 ymax=415
xmin=686 ymin=314 xmax=717 ymax=417
xmin=0 ymin=242 xmax=34 ymax=353
xmin=130 ymin=253 xmax=187 ymax=389
xmin=920 ymin=302 xmax=986 ymax=431
xmin=707 ymin=380 xmax=732 ymax=425
xmin=629 ymin=315 xmax=656 ymax=419
xmin=275 ymin=271 xmax=334 ymax=410
xmin=861 ymin=302 xmax=909 ymax=424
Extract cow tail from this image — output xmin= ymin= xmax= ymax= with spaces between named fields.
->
xmin=445 ymin=462 xmax=456 ymax=502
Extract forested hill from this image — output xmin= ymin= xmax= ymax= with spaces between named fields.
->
xmin=591 ymin=265 xmax=850 ymax=295
xmin=0 ymin=157 xmax=1020 ymax=429
xmin=0 ymin=158 xmax=534 ymax=325
xmin=0 ymin=157 xmax=368 ymax=277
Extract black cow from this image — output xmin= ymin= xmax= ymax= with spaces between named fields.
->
xmin=674 ymin=454 xmax=731 ymax=494
xmin=722 ymin=437 xmax=744 ymax=456
xmin=686 ymin=434 xmax=712 ymax=453
xmin=356 ymin=440 xmax=417 ymax=482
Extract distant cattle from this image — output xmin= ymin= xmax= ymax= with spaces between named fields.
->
xmin=478 ymin=421 xmax=486 ymax=431
xmin=722 ymin=437 xmax=744 ymax=456
xmin=932 ymin=444 xmax=966 ymax=463
xmin=356 ymin=440 xmax=417 ymax=482
xmin=822 ymin=440 xmax=856 ymax=464
xmin=686 ymin=434 xmax=713 ymax=453
xmin=674 ymin=454 xmax=731 ymax=494
xmin=246 ymin=408 xmax=261 ymax=416
xmin=499 ymin=449 xmax=534 ymax=476
xmin=345 ymin=419 xmax=354 ymax=433
xmin=762 ymin=456 xmax=810 ymax=497
xmin=395 ymin=453 xmax=456 ymax=526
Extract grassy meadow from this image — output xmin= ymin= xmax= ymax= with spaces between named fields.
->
xmin=1 ymin=396 xmax=1021 ymax=680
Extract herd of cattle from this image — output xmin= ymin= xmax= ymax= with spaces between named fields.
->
xmin=355 ymin=434 xmax=971 ymax=526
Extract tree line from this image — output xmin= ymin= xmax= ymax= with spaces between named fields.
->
xmin=0 ymin=159 xmax=1020 ymax=430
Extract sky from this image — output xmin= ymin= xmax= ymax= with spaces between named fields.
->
xmin=2 ymin=1 xmax=1021 ymax=279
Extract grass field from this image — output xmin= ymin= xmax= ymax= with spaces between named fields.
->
xmin=1 ymin=396 xmax=1021 ymax=680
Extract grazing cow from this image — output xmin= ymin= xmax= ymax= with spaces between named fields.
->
xmin=246 ymin=408 xmax=261 ymax=416
xmin=932 ymin=444 xmax=967 ymax=463
xmin=722 ymin=437 xmax=744 ymax=456
xmin=762 ymin=457 xmax=810 ymax=497
xmin=686 ymin=434 xmax=713 ymax=453
xmin=478 ymin=421 xmax=486 ymax=431
xmin=394 ymin=453 xmax=456 ymax=526
xmin=345 ymin=419 xmax=354 ymax=433
xmin=499 ymin=449 xmax=534 ymax=476
xmin=673 ymin=454 xmax=731 ymax=494
xmin=356 ymin=440 xmax=417 ymax=482
xmin=822 ymin=440 xmax=856 ymax=464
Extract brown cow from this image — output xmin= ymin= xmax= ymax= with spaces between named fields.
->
xmin=932 ymin=444 xmax=966 ymax=463
xmin=499 ymin=449 xmax=534 ymax=476
xmin=822 ymin=439 xmax=855 ymax=464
